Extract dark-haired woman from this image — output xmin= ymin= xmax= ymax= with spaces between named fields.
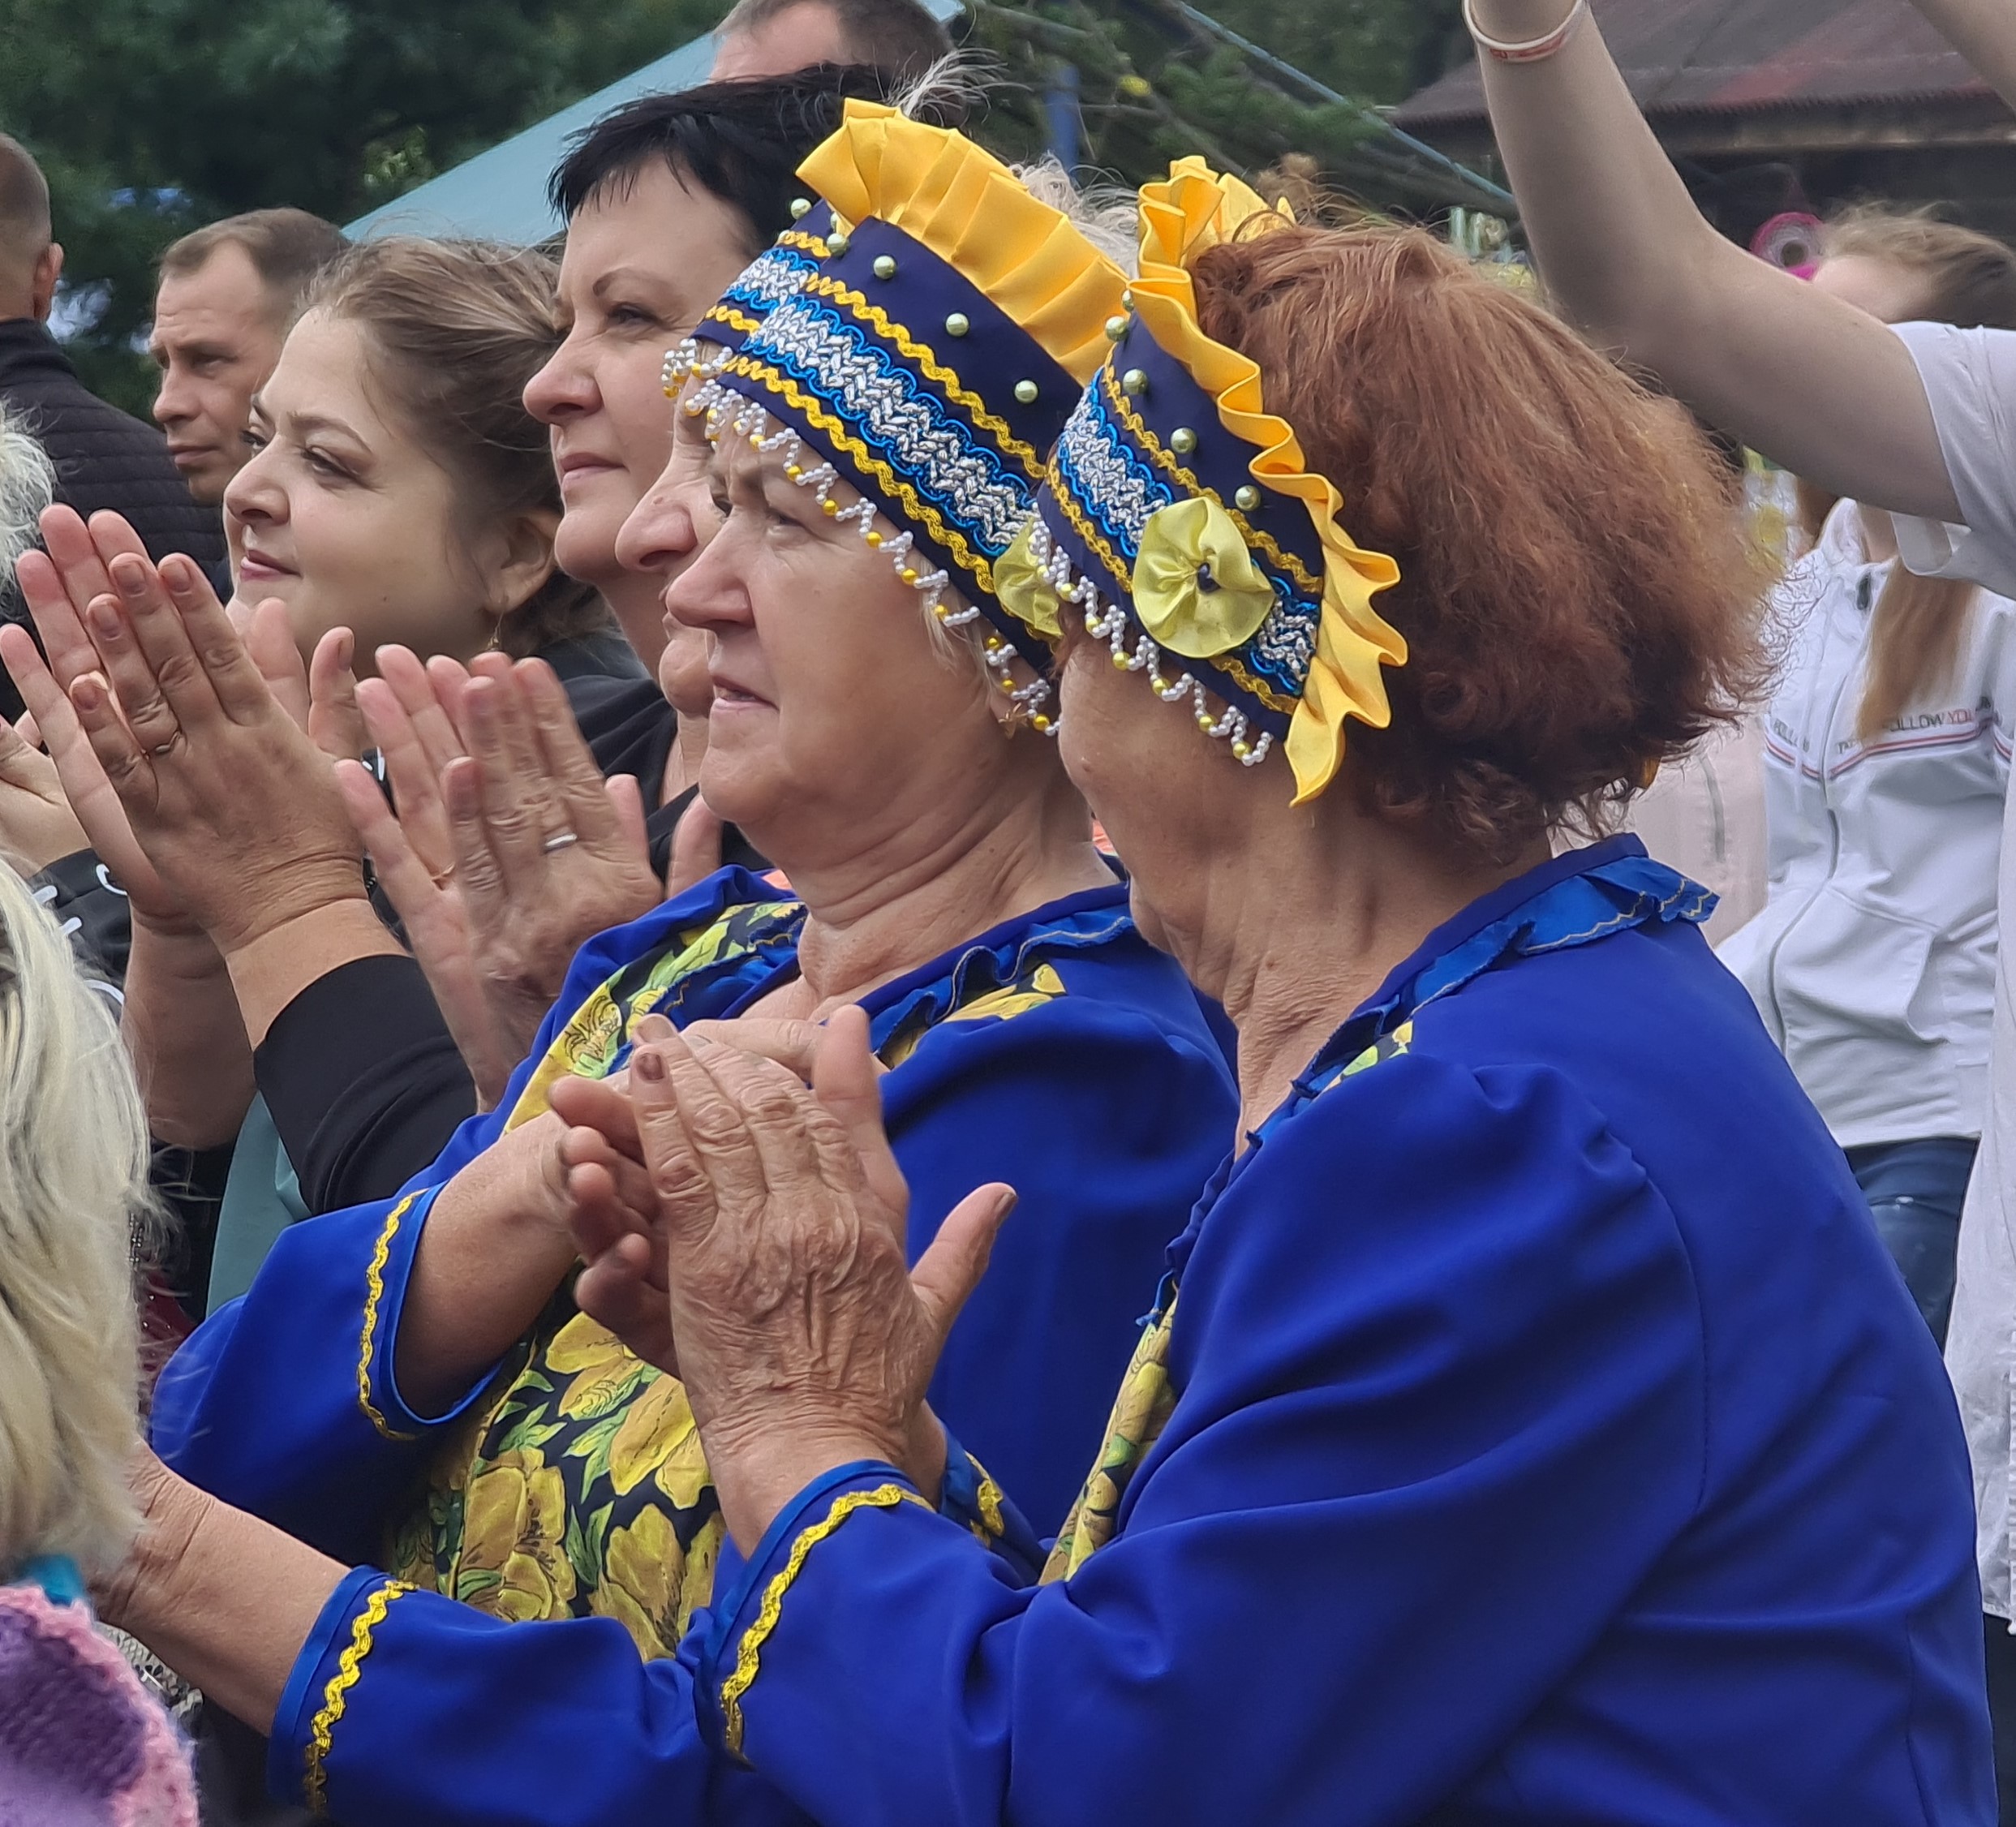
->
xmin=526 ymin=67 xmax=912 ymax=879
xmin=531 ymin=174 xmax=1988 ymax=1824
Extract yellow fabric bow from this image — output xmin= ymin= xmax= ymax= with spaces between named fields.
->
xmin=1130 ymin=159 xmax=1407 ymax=803
xmin=1131 ymin=498 xmax=1276 ymax=659
xmin=994 ymin=519 xmax=1063 ymax=640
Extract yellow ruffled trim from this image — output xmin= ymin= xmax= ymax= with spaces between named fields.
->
xmin=1131 ymin=159 xmax=1407 ymax=803
xmin=303 ymin=1579 xmax=413 ymax=1814
xmin=798 ymin=100 xmax=1128 ymax=384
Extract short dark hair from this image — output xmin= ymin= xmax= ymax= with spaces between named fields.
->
xmin=0 ymin=136 xmax=51 ymax=288
xmin=160 ymin=208 xmax=348 ymax=325
xmin=549 ymin=66 xmax=947 ymax=252
xmin=718 ymin=0 xmax=954 ymax=80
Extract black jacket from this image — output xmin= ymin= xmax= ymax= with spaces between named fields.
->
xmin=0 ymin=317 xmax=223 ymax=713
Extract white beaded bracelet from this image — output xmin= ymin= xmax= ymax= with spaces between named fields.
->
xmin=1463 ymin=0 xmax=1589 ymax=63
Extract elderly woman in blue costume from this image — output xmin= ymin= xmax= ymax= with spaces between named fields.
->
xmin=544 ymin=169 xmax=1998 ymax=1824
xmin=93 ymin=110 xmax=1236 ymax=1825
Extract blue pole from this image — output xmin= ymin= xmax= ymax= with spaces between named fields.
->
xmin=1045 ymin=62 xmax=1083 ymax=174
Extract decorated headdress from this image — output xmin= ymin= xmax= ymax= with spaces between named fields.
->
xmin=995 ymin=160 xmax=1406 ymax=802
xmin=663 ymin=101 xmax=1131 ymax=728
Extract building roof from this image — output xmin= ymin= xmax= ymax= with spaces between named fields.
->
xmin=346 ymin=0 xmax=964 ymax=243
xmin=1396 ymin=0 xmax=1992 ymax=130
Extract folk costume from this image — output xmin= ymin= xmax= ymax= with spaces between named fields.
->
xmin=677 ymin=166 xmax=1997 ymax=1825
xmin=151 ymin=114 xmax=1237 ymax=1825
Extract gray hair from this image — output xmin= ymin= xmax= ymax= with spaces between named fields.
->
xmin=0 ymin=862 xmax=153 ymax=1576
xmin=0 ymin=403 xmax=52 ymax=584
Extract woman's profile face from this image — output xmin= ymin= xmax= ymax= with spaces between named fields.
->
xmin=1056 ymin=631 xmax=1250 ymax=953
xmin=664 ymin=428 xmax=1005 ymax=858
xmin=615 ymin=384 xmax=725 ymax=723
xmin=223 ymin=309 xmax=501 ymax=670
xmin=525 ymin=163 xmax=758 ymax=594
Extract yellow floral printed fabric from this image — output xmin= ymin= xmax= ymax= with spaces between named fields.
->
xmin=1044 ymin=1292 xmax=1180 ymax=1583
xmin=386 ymin=1312 xmax=728 ymax=1660
xmin=389 ymin=894 xmax=1074 ymax=1658
xmin=1041 ymin=1020 xmax=1414 ymax=1584
xmin=504 ymin=896 xmax=802 ymax=1133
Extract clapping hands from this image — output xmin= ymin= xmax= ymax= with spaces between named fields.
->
xmin=338 ymin=650 xmax=667 ymax=1107
xmin=1 ymin=507 xmax=360 ymax=939
xmin=553 ymin=1009 xmax=1016 ymax=1546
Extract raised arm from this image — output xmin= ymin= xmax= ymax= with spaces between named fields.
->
xmin=1912 ymin=0 xmax=2016 ymax=112
xmin=1471 ymin=0 xmax=1959 ymax=520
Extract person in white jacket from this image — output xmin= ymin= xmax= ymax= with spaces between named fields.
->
xmin=1464 ymin=4 xmax=2016 ymax=1804
xmin=1721 ymin=209 xmax=2016 ymax=1348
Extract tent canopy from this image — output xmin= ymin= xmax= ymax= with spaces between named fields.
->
xmin=346 ymin=0 xmax=963 ymax=243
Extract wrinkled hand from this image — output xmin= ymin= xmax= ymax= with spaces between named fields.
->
xmin=576 ymin=1008 xmax=1015 ymax=1546
xmin=343 ymin=649 xmax=662 ymax=1106
xmin=556 ymin=1020 xmax=878 ymax=1373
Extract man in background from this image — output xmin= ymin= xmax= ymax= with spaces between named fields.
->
xmin=711 ymin=0 xmax=952 ymax=81
xmin=0 ymin=134 xmax=221 ymax=605
xmin=150 ymin=208 xmax=346 ymax=510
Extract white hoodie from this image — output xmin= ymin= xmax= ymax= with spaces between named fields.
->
xmin=1718 ymin=497 xmax=2016 ymax=1149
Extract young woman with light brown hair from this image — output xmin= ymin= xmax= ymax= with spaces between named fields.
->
xmin=1720 ymin=205 xmax=2016 ymax=1349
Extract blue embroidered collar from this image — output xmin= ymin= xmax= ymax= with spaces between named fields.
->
xmin=1151 ymin=839 xmax=1712 ymax=1303
xmin=859 ymin=879 xmax=1135 ymax=1051
xmin=1306 ymin=834 xmax=1713 ymax=1085
xmin=639 ymin=866 xmax=1137 ymax=1052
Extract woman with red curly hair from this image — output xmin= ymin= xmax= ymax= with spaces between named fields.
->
xmin=555 ymin=168 xmax=1996 ymax=1825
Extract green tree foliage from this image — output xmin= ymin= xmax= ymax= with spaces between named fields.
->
xmin=0 ymin=0 xmax=724 ymax=409
xmin=964 ymin=0 xmax=1473 ymax=201
xmin=0 ymin=0 xmax=1468 ymax=412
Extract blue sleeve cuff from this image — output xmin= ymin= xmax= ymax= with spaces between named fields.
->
xmin=700 ymin=1460 xmax=906 ymax=1670
xmin=270 ymin=1566 xmax=410 ymax=1810
xmin=699 ymin=1463 xmax=939 ymax=1760
xmin=361 ymin=1183 xmax=509 ymax=1437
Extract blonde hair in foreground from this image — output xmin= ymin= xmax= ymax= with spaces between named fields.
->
xmin=0 ymin=401 xmax=52 ymax=578
xmin=0 ymin=862 xmax=152 ymax=1577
